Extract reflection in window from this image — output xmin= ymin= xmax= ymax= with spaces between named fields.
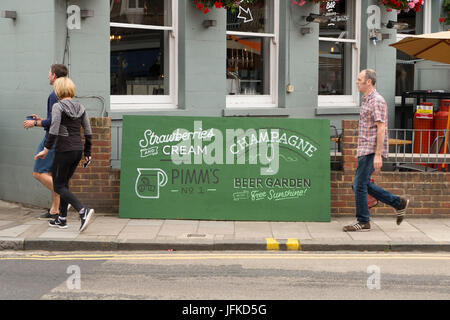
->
xmin=226 ymin=0 xmax=274 ymax=33
xmin=226 ymin=36 xmax=270 ymax=95
xmin=110 ymin=0 xmax=171 ymax=26
xmin=318 ymin=0 xmax=355 ymax=96
xmin=110 ymin=0 xmax=173 ymax=97
xmin=226 ymin=0 xmax=274 ymax=96
xmin=319 ymin=42 xmax=352 ymax=95
xmin=318 ymin=0 xmax=354 ymax=39
xmin=396 ymin=52 xmax=415 ymax=96
xmin=111 ymin=28 xmax=169 ymax=96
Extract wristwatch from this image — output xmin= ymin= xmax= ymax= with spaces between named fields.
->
xmin=34 ymin=120 xmax=37 ymax=127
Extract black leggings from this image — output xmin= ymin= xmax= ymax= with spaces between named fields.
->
xmin=52 ymin=150 xmax=83 ymax=217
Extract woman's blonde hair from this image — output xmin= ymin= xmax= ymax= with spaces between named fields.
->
xmin=53 ymin=77 xmax=75 ymax=99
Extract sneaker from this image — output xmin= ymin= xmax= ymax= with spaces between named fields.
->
xmin=396 ymin=198 xmax=409 ymax=225
xmin=79 ymin=208 xmax=94 ymax=232
xmin=343 ymin=221 xmax=371 ymax=232
xmin=49 ymin=217 xmax=68 ymax=229
xmin=38 ymin=210 xmax=58 ymax=221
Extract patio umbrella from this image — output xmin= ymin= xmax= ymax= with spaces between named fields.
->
xmin=391 ymin=31 xmax=450 ymax=171
xmin=389 ymin=31 xmax=450 ymax=65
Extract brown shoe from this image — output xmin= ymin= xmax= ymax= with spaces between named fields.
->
xmin=343 ymin=222 xmax=371 ymax=232
xmin=396 ymin=198 xmax=409 ymax=225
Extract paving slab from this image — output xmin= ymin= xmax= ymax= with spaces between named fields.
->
xmin=407 ymin=220 xmax=450 ymax=242
xmin=78 ymin=216 xmax=129 ymax=237
xmin=0 ymin=221 xmax=13 ymax=228
xmin=235 ymin=222 xmax=273 ymax=239
xmin=158 ymin=220 xmax=199 ymax=237
xmin=117 ymin=225 xmax=161 ymax=240
xmin=372 ymin=219 xmax=434 ymax=242
xmin=1 ymin=199 xmax=450 ymax=252
xmin=0 ymin=225 xmax=32 ymax=238
xmin=270 ymin=222 xmax=311 ymax=240
xmin=126 ymin=219 xmax=165 ymax=227
xmin=39 ymin=224 xmax=80 ymax=239
xmin=197 ymin=221 xmax=234 ymax=236
xmin=305 ymin=221 xmax=353 ymax=240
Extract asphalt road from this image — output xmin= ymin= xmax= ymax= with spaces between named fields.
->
xmin=0 ymin=251 xmax=449 ymax=300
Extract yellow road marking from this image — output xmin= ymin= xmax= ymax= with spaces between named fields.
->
xmin=1 ymin=253 xmax=450 ymax=261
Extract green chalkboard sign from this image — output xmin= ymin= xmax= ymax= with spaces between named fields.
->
xmin=119 ymin=116 xmax=330 ymax=222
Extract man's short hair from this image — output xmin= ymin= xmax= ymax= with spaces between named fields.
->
xmin=364 ymin=69 xmax=377 ymax=86
xmin=53 ymin=77 xmax=75 ymax=100
xmin=50 ymin=64 xmax=68 ymax=79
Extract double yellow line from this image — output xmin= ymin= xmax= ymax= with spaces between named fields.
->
xmin=1 ymin=253 xmax=450 ymax=261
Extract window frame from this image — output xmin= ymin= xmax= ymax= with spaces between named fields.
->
xmin=317 ymin=0 xmax=361 ymax=109
xmin=226 ymin=0 xmax=280 ymax=109
xmin=110 ymin=0 xmax=178 ymax=111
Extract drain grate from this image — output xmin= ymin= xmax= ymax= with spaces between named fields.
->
xmin=186 ymin=234 xmax=207 ymax=238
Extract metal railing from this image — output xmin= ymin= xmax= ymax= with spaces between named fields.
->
xmin=387 ymin=129 xmax=450 ymax=172
xmin=329 ymin=127 xmax=450 ymax=172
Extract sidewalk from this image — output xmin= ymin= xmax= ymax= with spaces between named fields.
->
xmin=1 ymin=200 xmax=449 ymax=252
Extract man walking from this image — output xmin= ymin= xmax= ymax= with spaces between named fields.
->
xmin=343 ymin=69 xmax=409 ymax=232
xmin=23 ymin=64 xmax=68 ymax=220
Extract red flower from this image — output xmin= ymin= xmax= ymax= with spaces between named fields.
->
xmin=439 ymin=17 xmax=445 ymax=23
xmin=215 ymin=1 xmax=223 ymax=8
xmin=203 ymin=7 xmax=210 ymax=14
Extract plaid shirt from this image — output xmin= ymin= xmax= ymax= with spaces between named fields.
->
xmin=357 ymin=90 xmax=389 ymax=158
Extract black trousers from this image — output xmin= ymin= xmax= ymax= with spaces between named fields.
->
xmin=52 ymin=150 xmax=83 ymax=218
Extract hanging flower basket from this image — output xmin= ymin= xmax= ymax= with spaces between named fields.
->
xmin=379 ymin=0 xmax=424 ymax=13
xmin=193 ymin=0 xmax=255 ymax=14
xmin=440 ymin=0 xmax=450 ymax=26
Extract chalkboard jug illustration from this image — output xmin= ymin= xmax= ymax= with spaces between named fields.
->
xmin=135 ymin=168 xmax=168 ymax=199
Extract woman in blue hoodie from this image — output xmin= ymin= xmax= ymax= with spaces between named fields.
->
xmin=35 ymin=77 xmax=94 ymax=232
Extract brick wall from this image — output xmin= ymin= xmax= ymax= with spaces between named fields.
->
xmin=70 ymin=118 xmax=449 ymax=216
xmin=71 ymin=118 xmax=120 ymax=213
xmin=332 ymin=120 xmax=450 ymax=217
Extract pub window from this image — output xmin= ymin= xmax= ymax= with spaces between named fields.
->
xmin=110 ymin=0 xmax=177 ymax=110
xmin=318 ymin=0 xmax=360 ymax=106
xmin=226 ymin=0 xmax=279 ymax=107
xmin=395 ymin=1 xmax=432 ymax=101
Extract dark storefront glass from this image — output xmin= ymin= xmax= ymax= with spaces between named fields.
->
xmin=397 ymin=10 xmax=417 ymax=35
xmin=226 ymin=35 xmax=271 ymax=95
xmin=226 ymin=0 xmax=273 ymax=96
xmin=318 ymin=0 xmax=354 ymax=39
xmin=318 ymin=0 xmax=354 ymax=96
xmin=318 ymin=42 xmax=352 ymax=95
xmin=110 ymin=27 xmax=169 ymax=96
xmin=395 ymin=10 xmax=418 ymax=96
xmin=110 ymin=0 xmax=171 ymax=26
xmin=396 ymin=52 xmax=415 ymax=96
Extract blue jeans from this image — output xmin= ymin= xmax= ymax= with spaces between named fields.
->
xmin=353 ymin=154 xmax=402 ymax=223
